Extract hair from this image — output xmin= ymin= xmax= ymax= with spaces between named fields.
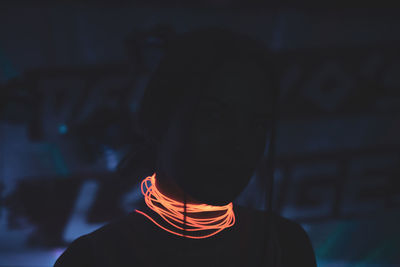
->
xmin=117 ymin=27 xmax=276 ymax=185
xmin=118 ymin=27 xmax=281 ymax=264
xmin=139 ymin=27 xmax=274 ymax=143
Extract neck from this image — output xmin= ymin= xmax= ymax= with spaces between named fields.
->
xmin=155 ymin=171 xmax=202 ymax=205
xmin=136 ymin=173 xmax=236 ymax=239
xmin=153 ymin=172 xmax=226 ymax=219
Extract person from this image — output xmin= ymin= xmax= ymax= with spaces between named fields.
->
xmin=54 ymin=27 xmax=316 ymax=267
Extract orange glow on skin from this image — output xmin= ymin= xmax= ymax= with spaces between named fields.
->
xmin=135 ymin=173 xmax=235 ymax=239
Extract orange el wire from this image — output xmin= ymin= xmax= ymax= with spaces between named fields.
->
xmin=135 ymin=173 xmax=235 ymax=239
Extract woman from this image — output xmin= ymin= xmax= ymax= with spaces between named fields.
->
xmin=54 ymin=28 xmax=316 ymax=267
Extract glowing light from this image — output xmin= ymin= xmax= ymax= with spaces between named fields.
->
xmin=135 ymin=173 xmax=235 ymax=239
xmin=58 ymin=124 xmax=68 ymax=134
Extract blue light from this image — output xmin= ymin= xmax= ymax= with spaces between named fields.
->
xmin=58 ymin=124 xmax=68 ymax=134
xmin=104 ymin=147 xmax=118 ymax=171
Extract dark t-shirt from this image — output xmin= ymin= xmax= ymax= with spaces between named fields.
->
xmin=54 ymin=203 xmax=316 ymax=267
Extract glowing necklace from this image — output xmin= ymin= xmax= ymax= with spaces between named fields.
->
xmin=135 ymin=173 xmax=235 ymax=239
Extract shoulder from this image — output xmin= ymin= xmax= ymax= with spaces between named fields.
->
xmin=272 ymin=213 xmax=311 ymax=241
xmin=235 ymin=204 xmax=305 ymax=233
xmin=54 ymin=234 xmax=93 ymax=267
xmin=54 ymin=212 xmax=144 ymax=267
xmin=275 ymin=215 xmax=317 ymax=266
xmin=234 ymin=205 xmax=317 ymax=266
xmin=235 ymin=205 xmax=311 ymax=241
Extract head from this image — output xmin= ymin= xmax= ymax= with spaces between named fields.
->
xmin=138 ymin=28 xmax=276 ymax=206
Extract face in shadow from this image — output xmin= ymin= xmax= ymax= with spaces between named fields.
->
xmin=157 ymin=58 xmax=273 ymax=206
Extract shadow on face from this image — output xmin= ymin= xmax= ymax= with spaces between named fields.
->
xmin=158 ymin=58 xmax=273 ymax=205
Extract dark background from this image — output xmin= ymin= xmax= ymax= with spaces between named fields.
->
xmin=0 ymin=5 xmax=399 ymax=266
